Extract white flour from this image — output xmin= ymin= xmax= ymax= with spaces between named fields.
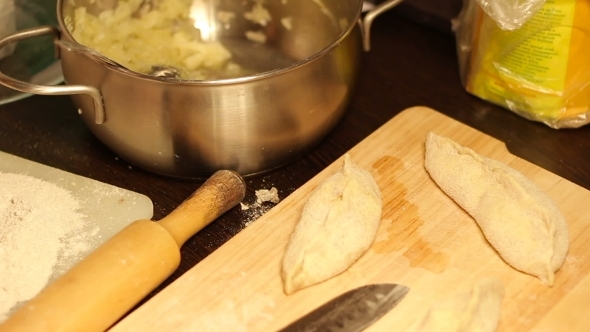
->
xmin=0 ymin=172 xmax=96 ymax=322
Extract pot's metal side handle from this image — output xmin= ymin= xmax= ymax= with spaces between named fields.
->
xmin=361 ymin=0 xmax=405 ymax=51
xmin=0 ymin=26 xmax=106 ymax=124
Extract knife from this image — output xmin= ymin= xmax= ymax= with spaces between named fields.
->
xmin=278 ymin=284 xmax=410 ymax=332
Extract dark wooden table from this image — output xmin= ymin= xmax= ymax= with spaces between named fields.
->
xmin=2 ymin=7 xmax=589 ymax=309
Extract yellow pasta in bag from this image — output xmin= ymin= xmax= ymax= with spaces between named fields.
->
xmin=455 ymin=0 xmax=590 ymax=128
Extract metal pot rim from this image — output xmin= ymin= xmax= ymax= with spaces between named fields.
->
xmin=55 ymin=0 xmax=365 ymax=86
xmin=0 ymin=0 xmax=403 ymax=125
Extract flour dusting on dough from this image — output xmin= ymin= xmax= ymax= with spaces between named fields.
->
xmin=281 ymin=154 xmax=382 ymax=294
xmin=424 ymin=132 xmax=569 ymax=286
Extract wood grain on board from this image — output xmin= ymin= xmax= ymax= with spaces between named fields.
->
xmin=111 ymin=106 xmax=590 ymax=332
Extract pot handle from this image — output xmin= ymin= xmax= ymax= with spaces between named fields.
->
xmin=0 ymin=26 xmax=106 ymax=124
xmin=361 ymin=0 xmax=405 ymax=51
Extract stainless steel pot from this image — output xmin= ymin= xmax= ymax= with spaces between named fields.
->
xmin=0 ymin=0 xmax=402 ymax=179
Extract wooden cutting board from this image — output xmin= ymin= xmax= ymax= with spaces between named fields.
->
xmin=111 ymin=106 xmax=590 ymax=332
xmin=0 ymin=151 xmax=153 ymax=291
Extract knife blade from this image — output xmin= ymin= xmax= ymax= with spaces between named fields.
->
xmin=278 ymin=284 xmax=410 ymax=332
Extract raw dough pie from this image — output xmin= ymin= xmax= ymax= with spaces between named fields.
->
xmin=410 ymin=278 xmax=505 ymax=332
xmin=424 ymin=132 xmax=569 ymax=286
xmin=281 ymin=154 xmax=382 ymax=294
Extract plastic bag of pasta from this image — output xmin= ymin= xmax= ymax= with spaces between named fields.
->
xmin=454 ymin=0 xmax=590 ymax=129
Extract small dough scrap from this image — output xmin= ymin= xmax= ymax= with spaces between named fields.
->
xmin=424 ymin=132 xmax=569 ymax=286
xmin=255 ymin=187 xmax=280 ymax=204
xmin=410 ymin=278 xmax=505 ymax=332
xmin=281 ymin=154 xmax=382 ymax=295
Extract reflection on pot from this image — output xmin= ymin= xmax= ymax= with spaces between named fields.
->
xmin=0 ymin=0 xmax=403 ymax=179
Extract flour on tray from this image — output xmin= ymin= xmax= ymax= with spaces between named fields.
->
xmin=0 ymin=172 xmax=98 ymax=322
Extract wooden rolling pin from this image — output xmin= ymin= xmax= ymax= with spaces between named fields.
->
xmin=0 ymin=170 xmax=246 ymax=332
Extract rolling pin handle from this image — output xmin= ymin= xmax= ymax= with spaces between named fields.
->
xmin=158 ymin=170 xmax=246 ymax=247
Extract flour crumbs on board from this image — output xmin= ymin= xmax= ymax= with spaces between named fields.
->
xmin=240 ymin=187 xmax=281 ymax=227
xmin=0 ymin=172 xmax=99 ymax=322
